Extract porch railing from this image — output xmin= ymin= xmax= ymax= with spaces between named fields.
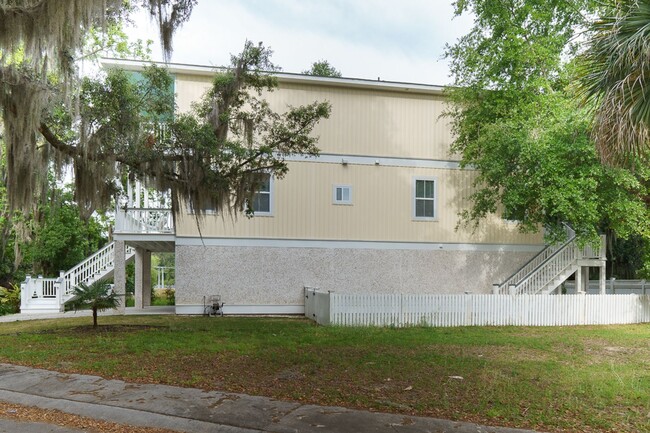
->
xmin=115 ymin=208 xmax=174 ymax=234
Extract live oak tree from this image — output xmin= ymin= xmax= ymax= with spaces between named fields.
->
xmin=0 ymin=3 xmax=140 ymax=287
xmin=0 ymin=0 xmax=197 ymax=211
xmin=0 ymin=1 xmax=331 ymax=218
xmin=445 ymin=0 xmax=650 ymax=245
xmin=43 ymin=41 xmax=330 ymax=217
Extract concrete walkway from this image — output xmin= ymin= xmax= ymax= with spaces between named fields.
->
xmin=0 ymin=363 xmax=544 ymax=433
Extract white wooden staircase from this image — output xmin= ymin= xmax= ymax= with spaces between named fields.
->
xmin=493 ymin=228 xmax=606 ymax=295
xmin=20 ymin=242 xmax=135 ymax=314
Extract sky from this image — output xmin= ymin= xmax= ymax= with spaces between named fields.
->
xmin=124 ymin=0 xmax=474 ymax=86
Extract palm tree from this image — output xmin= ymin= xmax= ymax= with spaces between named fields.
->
xmin=578 ymin=0 xmax=650 ymax=165
xmin=66 ymin=281 xmax=121 ymax=328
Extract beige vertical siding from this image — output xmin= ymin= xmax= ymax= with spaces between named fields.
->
xmin=176 ymin=161 xmax=542 ymax=245
xmin=264 ymin=83 xmax=454 ymax=161
xmin=173 ymin=70 xmax=540 ymax=245
xmin=174 ymin=75 xmax=455 ymax=160
xmin=175 ymin=73 xmax=212 ymax=114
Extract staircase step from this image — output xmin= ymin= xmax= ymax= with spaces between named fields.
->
xmin=20 ymin=307 xmax=63 ymax=314
xmin=24 ymin=298 xmax=59 ymax=305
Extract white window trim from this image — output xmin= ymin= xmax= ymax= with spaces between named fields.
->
xmin=252 ymin=174 xmax=274 ymax=217
xmin=412 ymin=176 xmax=438 ymax=221
xmin=332 ymin=184 xmax=353 ymax=205
xmin=502 ymin=214 xmax=520 ymax=225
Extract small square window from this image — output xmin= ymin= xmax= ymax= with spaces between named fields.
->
xmin=333 ymin=185 xmax=352 ymax=205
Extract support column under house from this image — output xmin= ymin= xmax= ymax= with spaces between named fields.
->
xmin=135 ymin=248 xmax=152 ymax=308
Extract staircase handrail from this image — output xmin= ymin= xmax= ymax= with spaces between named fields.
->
xmin=494 ymin=225 xmax=576 ymax=294
xmin=512 ymin=238 xmax=578 ymax=295
xmin=494 ymin=244 xmax=562 ymax=294
xmin=62 ymin=242 xmax=135 ymax=296
xmin=63 ymin=242 xmax=115 ymax=281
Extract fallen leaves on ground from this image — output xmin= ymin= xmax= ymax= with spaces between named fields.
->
xmin=0 ymin=402 xmax=183 ymax=433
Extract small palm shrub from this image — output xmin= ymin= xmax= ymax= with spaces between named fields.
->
xmin=65 ymin=280 xmax=120 ymax=328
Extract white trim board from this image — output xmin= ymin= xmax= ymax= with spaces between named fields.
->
xmin=175 ymin=237 xmax=544 ymax=253
xmin=101 ymin=58 xmax=445 ymax=95
xmin=282 ymin=153 xmax=465 ymax=170
xmin=176 ymin=304 xmax=304 ymax=315
xmin=113 ymin=234 xmax=176 ymax=242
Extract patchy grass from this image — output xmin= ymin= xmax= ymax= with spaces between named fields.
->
xmin=0 ymin=316 xmax=649 ymax=433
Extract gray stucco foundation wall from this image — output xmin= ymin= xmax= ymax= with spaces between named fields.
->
xmin=175 ymin=245 xmax=538 ymax=306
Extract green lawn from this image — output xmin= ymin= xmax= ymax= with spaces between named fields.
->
xmin=0 ymin=316 xmax=648 ymax=433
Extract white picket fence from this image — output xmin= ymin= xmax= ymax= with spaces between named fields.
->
xmin=304 ymin=288 xmax=650 ymax=327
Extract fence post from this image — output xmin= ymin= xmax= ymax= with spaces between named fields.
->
xmin=465 ymin=293 xmax=473 ymax=326
xmin=20 ymin=276 xmax=31 ymax=311
xmin=641 ymin=280 xmax=645 ymax=295
xmin=326 ymin=291 xmax=333 ymax=326
xmin=492 ymin=284 xmax=500 ymax=295
xmin=508 ymin=284 xmax=516 ymax=295
xmin=610 ymin=277 xmax=616 ymax=295
xmin=55 ymin=278 xmax=64 ymax=312
xmin=35 ymin=275 xmax=44 ymax=299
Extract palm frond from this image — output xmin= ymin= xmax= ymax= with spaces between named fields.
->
xmin=577 ymin=0 xmax=650 ymax=164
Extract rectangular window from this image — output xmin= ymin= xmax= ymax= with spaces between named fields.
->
xmin=413 ymin=178 xmax=436 ymax=220
xmin=252 ymin=173 xmax=272 ymax=215
xmin=333 ymin=185 xmax=352 ymax=205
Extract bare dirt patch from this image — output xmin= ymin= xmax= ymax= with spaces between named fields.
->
xmin=582 ymin=339 xmax=650 ymax=364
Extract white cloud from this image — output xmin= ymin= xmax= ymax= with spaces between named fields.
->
xmin=124 ymin=0 xmax=473 ymax=85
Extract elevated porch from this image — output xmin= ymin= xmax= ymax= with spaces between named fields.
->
xmin=113 ymin=203 xmax=176 ymax=311
xmin=20 ymin=181 xmax=177 ymax=314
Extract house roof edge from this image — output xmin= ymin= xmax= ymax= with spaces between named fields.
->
xmin=101 ymin=58 xmax=446 ymax=95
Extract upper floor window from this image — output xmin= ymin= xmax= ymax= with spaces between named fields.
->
xmin=502 ymin=207 xmax=520 ymax=223
xmin=413 ymin=177 xmax=436 ymax=220
xmin=333 ymin=185 xmax=352 ymax=205
xmin=251 ymin=173 xmax=273 ymax=215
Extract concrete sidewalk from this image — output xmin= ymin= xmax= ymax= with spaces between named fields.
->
xmin=0 ymin=363 xmax=543 ymax=433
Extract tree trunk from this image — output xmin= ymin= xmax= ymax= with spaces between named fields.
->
xmin=92 ymin=307 xmax=98 ymax=328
